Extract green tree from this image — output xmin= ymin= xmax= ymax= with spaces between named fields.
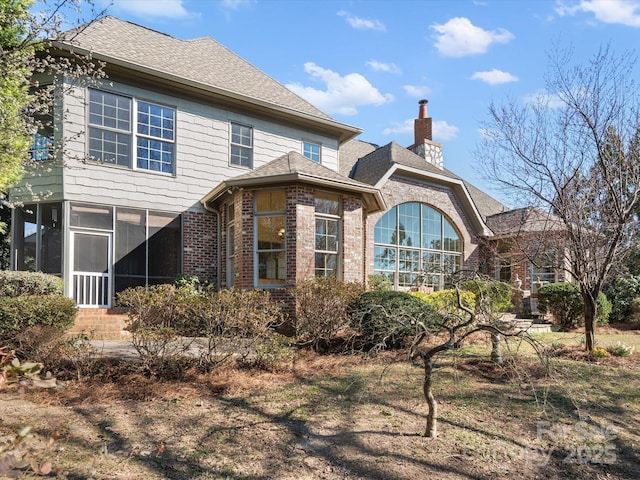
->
xmin=0 ymin=0 xmax=106 ymax=234
xmin=0 ymin=0 xmax=33 ymax=196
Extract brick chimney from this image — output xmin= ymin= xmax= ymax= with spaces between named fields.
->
xmin=409 ymin=99 xmax=443 ymax=169
xmin=414 ymin=99 xmax=432 ymax=144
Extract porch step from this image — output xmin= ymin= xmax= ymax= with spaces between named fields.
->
xmin=70 ymin=308 xmax=130 ymax=340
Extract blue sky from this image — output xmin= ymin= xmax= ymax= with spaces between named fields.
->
xmin=64 ymin=1 xmax=640 ymax=205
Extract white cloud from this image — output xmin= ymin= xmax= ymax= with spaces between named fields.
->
xmin=522 ymin=89 xmax=565 ymax=109
xmin=383 ymin=119 xmax=414 ymax=136
xmin=286 ymin=62 xmax=394 ymax=116
xmin=383 ymin=119 xmax=459 ymax=142
xmin=109 ymin=0 xmax=195 ymax=19
xmin=433 ymin=120 xmax=460 ymax=141
xmin=366 ymin=60 xmax=402 ymax=74
xmin=430 ymin=17 xmax=514 ymax=57
xmin=556 ymin=0 xmax=640 ymax=27
xmin=471 ymin=69 xmax=519 ymax=85
xmin=220 ymin=0 xmax=252 ymax=9
xmin=337 ymin=10 xmax=386 ymax=31
xmin=403 ymin=85 xmax=432 ymax=97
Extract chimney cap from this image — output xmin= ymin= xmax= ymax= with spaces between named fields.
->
xmin=419 ymin=99 xmax=428 ymax=105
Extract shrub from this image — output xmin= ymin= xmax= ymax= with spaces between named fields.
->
xmin=537 ymin=283 xmax=611 ymax=328
xmin=411 ymin=289 xmax=476 ymax=317
xmin=0 ymin=271 xmax=63 ymax=297
xmin=192 ymin=288 xmax=284 ymax=369
xmin=294 ymin=278 xmax=364 ymax=352
xmin=606 ymin=341 xmax=635 ymax=357
xmin=350 ymin=291 xmax=436 ymax=350
xmin=603 ymin=275 xmax=640 ymax=322
xmin=591 ymin=347 xmax=609 ymax=358
xmin=462 ymin=280 xmax=512 ymax=318
xmin=596 ymin=293 xmax=612 ymax=326
xmin=118 ymin=285 xmax=285 ymax=372
xmin=368 ymin=273 xmax=392 ymax=292
xmin=0 ymin=295 xmax=77 ymax=345
xmin=117 ymin=284 xmax=198 ymax=372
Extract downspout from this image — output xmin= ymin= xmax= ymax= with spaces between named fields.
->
xmin=202 ymin=200 xmax=222 ymax=291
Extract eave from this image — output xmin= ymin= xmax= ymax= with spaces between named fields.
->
xmin=201 ymin=173 xmax=386 ymax=214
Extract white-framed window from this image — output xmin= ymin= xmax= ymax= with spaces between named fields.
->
xmin=88 ymin=89 xmax=176 ymax=174
xmin=303 ymin=141 xmax=321 ymax=163
xmin=255 ymin=190 xmax=286 ymax=286
xmin=231 ymin=123 xmax=253 ymax=168
xmin=315 ymin=193 xmax=340 ymax=278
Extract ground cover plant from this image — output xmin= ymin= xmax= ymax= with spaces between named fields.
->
xmin=1 ymin=327 xmax=639 ymax=479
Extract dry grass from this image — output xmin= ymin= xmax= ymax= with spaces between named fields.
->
xmin=1 ymin=333 xmax=640 ymax=479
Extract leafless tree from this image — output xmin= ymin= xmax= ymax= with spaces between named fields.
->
xmin=407 ymin=275 xmax=534 ymax=438
xmin=477 ymin=44 xmax=640 ymax=352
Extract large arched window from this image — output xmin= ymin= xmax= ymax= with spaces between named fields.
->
xmin=373 ymin=202 xmax=462 ymax=291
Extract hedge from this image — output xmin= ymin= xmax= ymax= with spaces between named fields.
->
xmin=0 ymin=271 xmax=63 ymax=297
xmin=0 ymin=295 xmax=77 ymax=341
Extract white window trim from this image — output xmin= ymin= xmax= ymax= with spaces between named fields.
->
xmin=230 ymin=122 xmax=253 ymax=169
xmin=86 ymin=88 xmax=177 ymax=176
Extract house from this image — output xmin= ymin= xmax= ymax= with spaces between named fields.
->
xmin=8 ymin=17 xmax=553 ymax=338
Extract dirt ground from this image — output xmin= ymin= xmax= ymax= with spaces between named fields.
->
xmin=1 ymin=332 xmax=640 ymax=480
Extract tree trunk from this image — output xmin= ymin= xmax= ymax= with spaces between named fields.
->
xmin=423 ymin=355 xmax=438 ymax=437
xmin=582 ymin=291 xmax=597 ymax=352
xmin=490 ymin=331 xmax=503 ymax=364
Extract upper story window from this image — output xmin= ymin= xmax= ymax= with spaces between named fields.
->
xmin=136 ymin=102 xmax=175 ymax=173
xmin=303 ymin=141 xmax=321 ymax=163
xmin=29 ymin=86 xmax=54 ymax=161
xmin=88 ymin=89 xmax=176 ymax=174
xmin=230 ymin=123 xmax=253 ymax=168
xmin=373 ymin=202 xmax=462 ymax=291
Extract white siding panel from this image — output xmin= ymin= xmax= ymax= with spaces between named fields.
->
xmin=57 ymin=79 xmax=343 ymax=213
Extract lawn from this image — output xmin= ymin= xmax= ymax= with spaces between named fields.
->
xmin=1 ymin=329 xmax=639 ymax=479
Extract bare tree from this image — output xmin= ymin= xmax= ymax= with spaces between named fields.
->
xmin=408 ymin=275 xmax=532 ymax=438
xmin=478 ymin=44 xmax=640 ymax=352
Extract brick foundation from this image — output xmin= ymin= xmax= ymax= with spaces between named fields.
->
xmin=70 ymin=308 xmax=130 ymax=340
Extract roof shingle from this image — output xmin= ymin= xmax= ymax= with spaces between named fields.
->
xmin=59 ymin=16 xmax=334 ymax=121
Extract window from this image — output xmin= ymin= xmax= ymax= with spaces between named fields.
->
xmin=227 ymin=203 xmax=236 ymax=287
xmin=88 ymin=89 xmax=176 ymax=173
xmin=89 ymin=90 xmax=132 ymax=167
xmin=373 ymin=202 xmax=462 ymax=291
xmin=12 ymin=203 xmax=62 ymax=275
xmin=315 ymin=193 xmax=340 ymax=278
xmin=231 ymin=123 xmax=253 ymax=168
xmin=255 ymin=191 xmax=286 ymax=286
xmin=29 ymin=86 xmax=54 ymax=161
xmin=114 ymin=208 xmax=181 ymax=293
xmin=303 ymin=141 xmax=321 ymax=163
xmin=531 ymin=262 xmax=556 ymax=294
xmin=137 ymin=102 xmax=175 ymax=173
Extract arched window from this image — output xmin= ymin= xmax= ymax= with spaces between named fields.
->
xmin=373 ymin=202 xmax=462 ymax=291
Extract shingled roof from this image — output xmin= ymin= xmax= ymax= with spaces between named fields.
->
xmin=201 ymin=151 xmax=385 ymax=213
xmin=346 ymin=140 xmax=507 ymax=221
xmin=55 ymin=16 xmax=360 ymax=142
